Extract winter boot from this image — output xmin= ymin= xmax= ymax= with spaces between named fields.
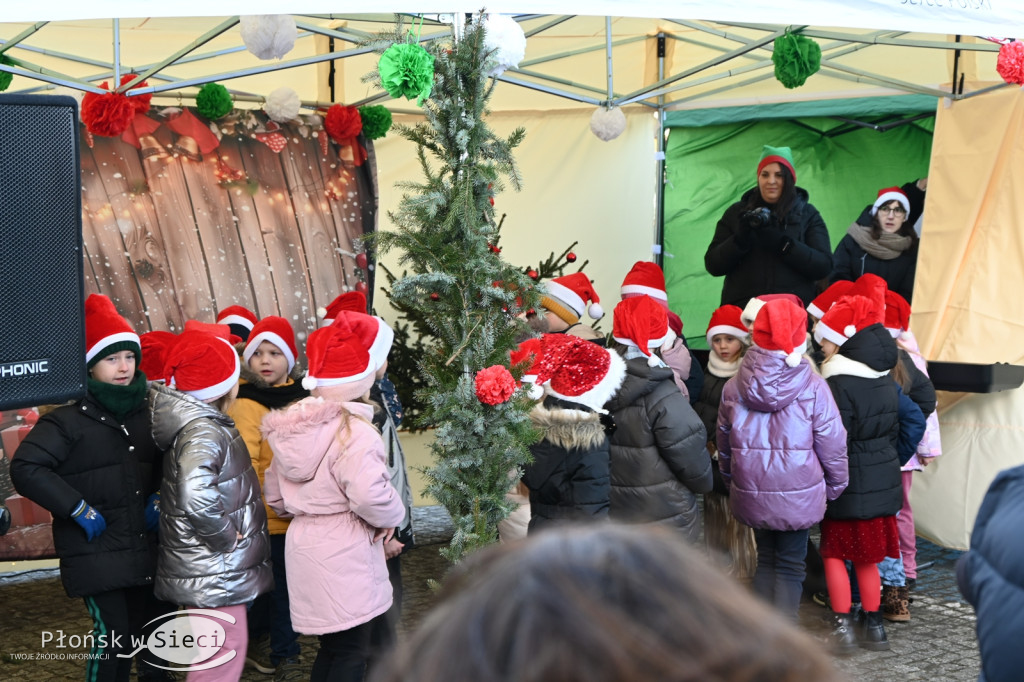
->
xmin=882 ymin=585 xmax=911 ymax=622
xmin=859 ymin=610 xmax=891 ymax=651
xmin=828 ymin=612 xmax=858 ymax=655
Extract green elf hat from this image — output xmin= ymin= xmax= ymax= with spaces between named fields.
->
xmin=757 ymin=145 xmax=796 ymax=183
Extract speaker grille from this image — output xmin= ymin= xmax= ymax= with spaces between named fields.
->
xmin=0 ymin=95 xmax=86 ymax=410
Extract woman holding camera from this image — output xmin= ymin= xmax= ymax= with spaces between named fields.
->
xmin=704 ymin=146 xmax=833 ymax=309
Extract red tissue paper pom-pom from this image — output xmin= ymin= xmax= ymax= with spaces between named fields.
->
xmin=119 ymin=73 xmax=152 ymax=115
xmin=324 ymin=103 xmax=363 ymax=144
xmin=474 ymin=365 xmax=517 ymax=406
xmin=997 ymin=40 xmax=1024 ymax=85
xmin=81 ymin=82 xmax=135 ymax=137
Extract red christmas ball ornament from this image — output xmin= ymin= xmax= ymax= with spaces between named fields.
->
xmin=488 ymin=197 xmax=495 ymax=206
xmin=355 ymin=281 xmax=369 ymax=295
xmin=355 ymin=252 xmax=368 ymax=270
xmin=527 ymin=269 xmax=539 ymax=280
xmin=430 ymin=292 xmax=440 ymax=301
xmin=566 ymin=252 xmax=577 ymax=263
xmin=488 ymin=243 xmax=501 ymax=254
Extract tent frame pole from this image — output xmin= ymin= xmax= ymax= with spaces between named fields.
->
xmin=655 ymin=33 xmax=666 ymax=269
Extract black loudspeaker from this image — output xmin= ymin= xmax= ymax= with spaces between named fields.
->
xmin=0 ymin=94 xmax=86 ymax=410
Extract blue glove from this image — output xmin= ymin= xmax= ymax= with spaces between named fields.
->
xmin=71 ymin=500 xmax=106 ymax=542
xmin=145 ymin=492 xmax=161 ymax=533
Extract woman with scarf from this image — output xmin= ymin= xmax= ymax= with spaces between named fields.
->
xmin=830 ymin=187 xmax=919 ymax=303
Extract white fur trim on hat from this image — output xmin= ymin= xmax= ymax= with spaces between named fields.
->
xmin=243 ymin=331 xmax=296 ymax=372
xmin=544 ymin=279 xmax=586 ymax=318
xmin=612 ymin=328 xmax=674 ymax=351
xmin=806 ymin=302 xmax=825 ymax=320
xmin=304 ymin=363 xmax=375 ymax=390
xmin=368 ymin=317 xmax=394 ymax=370
xmin=86 ymin=331 xmax=141 ymax=364
xmin=740 ymin=298 xmax=766 ymax=330
xmin=871 ymin=191 xmax=911 ymax=216
xmin=546 ymin=349 xmax=625 ymax=414
xmin=706 ymin=324 xmax=751 ymax=348
xmin=217 ymin=314 xmax=255 ymax=331
xmin=619 ymin=284 xmax=667 ymax=301
xmin=176 ymin=338 xmax=241 ymax=402
xmin=814 ymin=321 xmax=849 ymax=348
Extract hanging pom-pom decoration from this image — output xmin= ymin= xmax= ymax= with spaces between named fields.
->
xmin=81 ymin=82 xmax=135 ymax=137
xmin=240 ymin=15 xmax=297 ymax=60
xmin=0 ymin=55 xmax=20 ymax=92
xmin=482 ymin=14 xmax=526 ymax=77
xmin=119 ymin=73 xmax=152 ymax=115
xmin=264 ymin=86 xmax=301 ymax=123
xmin=997 ymin=40 xmax=1024 ymax=85
xmin=196 ymin=83 xmax=234 ymax=120
xmin=475 ymin=365 xmax=517 ymax=406
xmin=378 ymin=42 xmax=435 ymax=105
xmin=590 ymin=105 xmax=626 ymax=142
xmin=358 ymin=105 xmax=392 ymax=140
xmin=772 ymin=31 xmax=821 ymax=89
xmin=324 ymin=104 xmax=363 ymax=143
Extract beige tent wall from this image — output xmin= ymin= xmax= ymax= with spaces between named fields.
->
xmin=907 ymin=87 xmax=1024 ymax=549
xmin=372 ymin=108 xmax=659 ymax=326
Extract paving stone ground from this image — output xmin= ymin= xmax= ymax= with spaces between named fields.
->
xmin=0 ymin=506 xmax=979 ymax=681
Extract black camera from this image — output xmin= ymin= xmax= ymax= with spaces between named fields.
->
xmin=741 ymin=206 xmax=773 ymax=229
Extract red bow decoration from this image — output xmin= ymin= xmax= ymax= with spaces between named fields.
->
xmin=324 ymin=104 xmax=366 ymax=166
xmin=166 ymin=108 xmax=220 ymax=155
xmin=81 ymin=82 xmax=134 ymax=137
xmin=214 ymin=158 xmax=246 ymax=185
xmin=120 ymin=113 xmax=161 ymax=149
xmin=253 ymin=120 xmax=288 ymax=153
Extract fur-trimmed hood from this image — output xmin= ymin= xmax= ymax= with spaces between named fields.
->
xmin=530 ymin=401 xmax=606 ymax=452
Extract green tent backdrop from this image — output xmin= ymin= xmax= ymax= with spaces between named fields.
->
xmin=663 ymin=99 xmax=935 ymax=348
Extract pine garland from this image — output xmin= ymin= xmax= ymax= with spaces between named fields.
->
xmin=367 ymin=14 xmax=540 ymax=563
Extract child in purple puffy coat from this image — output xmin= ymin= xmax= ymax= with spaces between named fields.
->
xmin=717 ymin=298 xmax=849 ymax=622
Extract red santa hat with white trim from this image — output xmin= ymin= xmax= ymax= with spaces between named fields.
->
xmin=164 ymin=331 xmax=241 ymax=402
xmin=740 ymin=293 xmax=804 ymax=330
xmin=533 ymin=334 xmax=625 ymax=413
xmin=620 ymin=261 xmax=668 ymax=310
xmin=139 ymin=330 xmax=177 ymax=383
xmin=85 ymin=294 xmax=142 ymax=368
xmin=871 ymin=186 xmax=911 ymax=216
xmin=540 ymin=272 xmax=604 ymax=325
xmin=183 ymin=319 xmax=242 ymax=346
xmin=216 ymin=305 xmax=258 ymax=341
xmin=752 ymin=298 xmax=808 ymax=367
xmin=807 ymin=280 xmax=854 ymax=320
xmin=814 ymin=295 xmax=884 ymax=347
xmin=243 ymin=316 xmax=299 ymax=373
xmin=510 ymin=337 xmax=545 ymax=400
xmin=612 ymin=295 xmax=673 ymax=367
xmin=328 ymin=310 xmax=394 ymax=372
xmin=706 ymin=304 xmax=750 ymax=347
xmin=318 ymin=291 xmax=368 ymax=325
xmin=302 ymin=315 xmax=375 ymax=400
xmin=884 ymin=290 xmax=912 ymax=340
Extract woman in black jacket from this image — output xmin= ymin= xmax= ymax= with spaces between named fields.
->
xmin=831 ymin=186 xmax=920 ymax=303
xmin=11 ymin=295 xmax=171 ymax=682
xmin=704 ymin=145 xmax=833 ymax=309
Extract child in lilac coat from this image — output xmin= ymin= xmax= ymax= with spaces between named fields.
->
xmin=717 ymin=298 xmax=848 ymax=621
xmin=262 ymin=316 xmax=404 ymax=682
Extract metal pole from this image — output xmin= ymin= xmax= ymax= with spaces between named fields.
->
xmin=655 ymin=33 xmax=666 ymax=269
xmin=113 ymin=19 xmax=120 ymax=85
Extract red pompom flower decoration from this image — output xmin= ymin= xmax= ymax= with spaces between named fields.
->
xmin=997 ymin=40 xmax=1024 ymax=85
xmin=81 ymin=82 xmax=135 ymax=137
xmin=119 ymin=73 xmax=152 ymax=115
xmin=324 ymin=103 xmax=363 ymax=144
xmin=474 ymin=365 xmax=516 ymax=406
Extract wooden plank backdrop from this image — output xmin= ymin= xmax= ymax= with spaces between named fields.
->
xmin=79 ymin=108 xmax=376 ymax=354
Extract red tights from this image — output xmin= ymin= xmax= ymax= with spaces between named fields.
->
xmin=823 ymin=557 xmax=880 ymax=613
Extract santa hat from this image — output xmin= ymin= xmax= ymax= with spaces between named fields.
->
xmin=138 ymin=330 xmax=177 ymax=382
xmin=807 ymin=280 xmax=854 ymax=320
xmin=666 ymin=311 xmax=684 ymax=338
xmin=752 ymin=299 xmax=808 ymax=367
xmin=620 ymin=261 xmax=668 ymax=309
xmin=164 ymin=331 xmax=241 ymax=402
xmin=216 ymin=305 xmax=258 ymax=341
xmin=814 ymin=295 xmax=884 ymax=347
xmin=884 ymin=290 xmax=912 ymax=340
xmin=740 ymin=293 xmax=804 ymax=330
xmin=328 ymin=310 xmax=393 ymax=371
xmin=243 ymin=316 xmax=298 ymax=373
xmin=540 ymin=272 xmax=604 ymax=324
xmin=183 ymin=320 xmax=243 ymax=346
xmin=612 ymin=296 xmax=672 ymax=367
xmin=706 ymin=305 xmax=751 ymax=348
xmin=851 ymin=273 xmax=888 ymax=322
xmin=85 ymin=294 xmax=142 ymax=368
xmin=318 ymin=291 xmax=368 ymax=325
xmin=510 ymin=337 xmax=545 ymax=400
xmin=302 ymin=315 xmax=375 ymax=399
xmin=534 ymin=334 xmax=626 ymax=413
xmin=871 ymin=187 xmax=910 ymax=217
xmin=757 ymin=145 xmax=796 ymax=183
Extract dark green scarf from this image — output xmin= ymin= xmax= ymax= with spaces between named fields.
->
xmin=88 ymin=372 xmax=148 ymax=421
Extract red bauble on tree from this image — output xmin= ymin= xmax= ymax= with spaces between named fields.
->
xmin=429 ymin=292 xmax=440 ymax=301
xmin=355 ymin=252 xmax=368 ymax=270
xmin=355 ymin=281 xmax=369 ymax=295
xmin=566 ymin=252 xmax=577 ymax=263
xmin=527 ymin=269 xmax=538 ymax=280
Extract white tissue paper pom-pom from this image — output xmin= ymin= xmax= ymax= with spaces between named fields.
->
xmin=483 ymin=14 xmax=527 ymax=77
xmin=240 ymin=15 xmax=297 ymax=60
xmin=264 ymin=87 xmax=301 ymax=122
xmin=590 ymin=106 xmax=627 ymax=142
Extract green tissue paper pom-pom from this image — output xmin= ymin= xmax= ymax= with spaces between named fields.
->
xmin=378 ymin=43 xmax=435 ymax=105
xmin=359 ymin=105 xmax=392 ymax=140
xmin=196 ymin=83 xmax=234 ymax=120
xmin=772 ymin=33 xmax=821 ymax=89
xmin=0 ymin=55 xmax=19 ymax=92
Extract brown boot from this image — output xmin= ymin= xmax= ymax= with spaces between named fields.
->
xmin=882 ymin=584 xmax=911 ymax=622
